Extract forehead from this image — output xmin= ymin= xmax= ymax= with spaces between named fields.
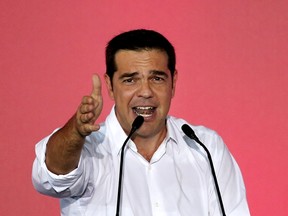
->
xmin=114 ymin=49 xmax=169 ymax=71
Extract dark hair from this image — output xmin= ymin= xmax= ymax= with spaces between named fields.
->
xmin=105 ymin=29 xmax=176 ymax=80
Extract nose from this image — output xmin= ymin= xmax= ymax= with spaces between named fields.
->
xmin=137 ymin=80 xmax=153 ymax=98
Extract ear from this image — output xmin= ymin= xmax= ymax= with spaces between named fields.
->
xmin=172 ymin=70 xmax=178 ymax=97
xmin=104 ymin=74 xmax=115 ymax=100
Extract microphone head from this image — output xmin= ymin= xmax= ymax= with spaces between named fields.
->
xmin=181 ymin=124 xmax=197 ymax=140
xmin=132 ymin=115 xmax=144 ymax=131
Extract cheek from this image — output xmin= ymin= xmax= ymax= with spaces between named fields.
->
xmin=113 ymin=89 xmax=135 ymax=104
xmin=158 ymin=90 xmax=173 ymax=105
xmin=165 ymin=90 xmax=175 ymax=105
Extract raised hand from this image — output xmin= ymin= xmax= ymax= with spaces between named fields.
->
xmin=75 ymin=74 xmax=103 ymax=136
xmin=45 ymin=74 xmax=104 ymax=174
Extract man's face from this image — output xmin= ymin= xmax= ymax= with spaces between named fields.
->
xmin=105 ymin=49 xmax=177 ymax=139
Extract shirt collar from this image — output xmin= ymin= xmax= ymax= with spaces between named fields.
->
xmin=105 ymin=106 xmax=130 ymax=156
xmin=166 ymin=116 xmax=180 ymax=153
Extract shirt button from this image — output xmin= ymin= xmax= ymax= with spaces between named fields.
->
xmin=155 ymin=202 xmax=159 ymax=207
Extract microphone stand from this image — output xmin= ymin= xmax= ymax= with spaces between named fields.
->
xmin=182 ymin=124 xmax=226 ymax=216
xmin=115 ymin=116 xmax=144 ymax=216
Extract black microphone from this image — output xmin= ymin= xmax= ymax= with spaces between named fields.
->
xmin=181 ymin=124 xmax=226 ymax=216
xmin=116 ymin=115 xmax=144 ymax=216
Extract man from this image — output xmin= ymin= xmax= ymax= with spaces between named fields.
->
xmin=32 ymin=29 xmax=250 ymax=215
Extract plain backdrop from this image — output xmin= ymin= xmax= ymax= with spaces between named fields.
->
xmin=1 ymin=0 xmax=287 ymax=215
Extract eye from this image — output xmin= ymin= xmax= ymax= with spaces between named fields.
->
xmin=122 ymin=78 xmax=135 ymax=85
xmin=123 ymin=78 xmax=133 ymax=82
xmin=152 ymin=76 xmax=165 ymax=83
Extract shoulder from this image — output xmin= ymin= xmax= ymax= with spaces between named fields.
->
xmin=167 ymin=115 xmax=219 ymax=139
xmin=167 ymin=115 xmax=227 ymax=153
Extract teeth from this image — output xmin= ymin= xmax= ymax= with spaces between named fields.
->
xmin=136 ymin=113 xmax=152 ymax=117
xmin=133 ymin=107 xmax=155 ymax=117
xmin=135 ymin=107 xmax=153 ymax=110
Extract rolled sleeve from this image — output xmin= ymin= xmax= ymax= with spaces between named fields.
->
xmin=32 ymin=133 xmax=89 ymax=198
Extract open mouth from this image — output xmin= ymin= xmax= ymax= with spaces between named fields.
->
xmin=133 ymin=106 xmax=155 ymax=117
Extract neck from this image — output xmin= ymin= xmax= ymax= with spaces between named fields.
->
xmin=132 ymin=127 xmax=167 ymax=162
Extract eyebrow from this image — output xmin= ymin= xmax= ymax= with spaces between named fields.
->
xmin=150 ymin=70 xmax=169 ymax=78
xmin=118 ymin=72 xmax=139 ymax=80
xmin=118 ymin=70 xmax=168 ymax=80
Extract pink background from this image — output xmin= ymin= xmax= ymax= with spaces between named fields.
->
xmin=1 ymin=0 xmax=287 ymax=215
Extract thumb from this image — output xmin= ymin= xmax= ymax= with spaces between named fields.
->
xmin=91 ymin=74 xmax=102 ymax=99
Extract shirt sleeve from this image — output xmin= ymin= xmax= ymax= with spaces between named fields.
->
xmin=31 ymin=132 xmax=91 ymax=198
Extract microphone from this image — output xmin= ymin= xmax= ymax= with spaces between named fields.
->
xmin=181 ymin=124 xmax=226 ymax=216
xmin=131 ymin=115 xmax=145 ymax=134
xmin=116 ymin=115 xmax=144 ymax=216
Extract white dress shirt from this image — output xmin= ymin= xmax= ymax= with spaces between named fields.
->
xmin=32 ymin=108 xmax=250 ymax=216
